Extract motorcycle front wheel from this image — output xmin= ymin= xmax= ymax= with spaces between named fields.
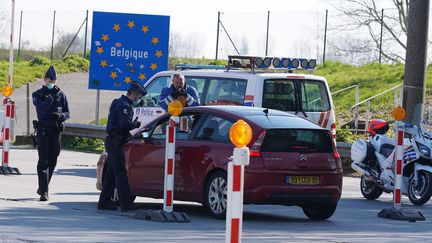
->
xmin=360 ymin=175 xmax=383 ymax=200
xmin=408 ymin=170 xmax=432 ymax=205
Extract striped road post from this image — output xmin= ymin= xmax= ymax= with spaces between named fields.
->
xmin=226 ymin=119 xmax=252 ymax=243
xmin=163 ymin=116 xmax=179 ymax=212
xmin=393 ymin=121 xmax=404 ymax=209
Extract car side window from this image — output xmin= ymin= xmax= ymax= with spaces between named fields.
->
xmin=143 ymin=76 xmax=170 ymax=107
xmin=151 ymin=113 xmax=203 ymax=140
xmin=194 ymin=115 xmax=233 ymax=142
xmin=203 ymin=78 xmax=246 ymax=105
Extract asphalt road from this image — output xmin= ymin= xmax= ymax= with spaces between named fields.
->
xmin=1 ymin=148 xmax=432 ymax=242
xmin=13 ymin=72 xmax=119 ymax=136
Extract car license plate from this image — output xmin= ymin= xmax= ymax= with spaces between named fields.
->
xmin=286 ymin=176 xmax=319 ymax=185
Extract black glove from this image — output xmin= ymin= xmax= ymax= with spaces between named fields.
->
xmin=179 ymin=88 xmax=187 ymax=97
xmin=132 ymin=117 xmax=141 ymax=128
xmin=51 ymin=112 xmax=65 ymax=122
xmin=52 ymin=86 xmax=61 ymax=96
xmin=172 ymin=89 xmax=181 ymax=99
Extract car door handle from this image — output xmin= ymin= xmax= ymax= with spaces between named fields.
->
xmin=156 ymin=110 xmax=163 ymax=114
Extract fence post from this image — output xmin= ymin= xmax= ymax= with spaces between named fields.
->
xmin=17 ymin=11 xmax=23 ymax=58
xmin=354 ymin=85 xmax=360 ymax=134
xmin=50 ymin=10 xmax=56 ymax=60
xmin=379 ymin=8 xmax=384 ymax=63
xmin=265 ymin=11 xmax=270 ymax=56
xmin=215 ymin=11 xmax=220 ymax=60
xmin=83 ymin=10 xmax=89 ymax=58
xmin=323 ymin=9 xmax=328 ymax=64
xmin=365 ymin=100 xmax=371 ymax=132
xmin=26 ymin=82 xmax=30 ymax=135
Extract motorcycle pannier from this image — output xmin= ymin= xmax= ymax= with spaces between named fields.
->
xmin=351 ymin=139 xmax=375 ymax=166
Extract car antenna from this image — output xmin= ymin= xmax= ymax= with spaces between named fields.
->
xmin=263 ymin=108 xmax=269 ymax=117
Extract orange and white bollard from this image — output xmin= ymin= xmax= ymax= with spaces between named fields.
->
xmin=0 ymin=98 xmax=19 ymax=174
xmin=377 ymin=106 xmax=424 ymax=221
xmin=393 ymin=121 xmax=404 ymax=209
xmin=163 ymin=116 xmax=179 ymax=212
xmin=226 ymin=119 xmax=252 ymax=243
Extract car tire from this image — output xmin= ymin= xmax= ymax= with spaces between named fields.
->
xmin=302 ymin=203 xmax=337 ymax=220
xmin=360 ymin=175 xmax=383 ymax=200
xmin=203 ymin=171 xmax=227 ymax=219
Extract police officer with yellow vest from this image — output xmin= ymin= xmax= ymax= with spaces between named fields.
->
xmin=32 ymin=66 xmax=70 ymax=201
xmin=98 ymin=81 xmax=147 ymax=211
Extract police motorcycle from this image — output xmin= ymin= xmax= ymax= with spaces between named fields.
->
xmin=351 ymin=119 xmax=432 ymax=205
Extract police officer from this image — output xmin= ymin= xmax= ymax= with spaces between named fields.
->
xmin=32 ymin=66 xmax=70 ymax=201
xmin=98 ymin=81 xmax=147 ymax=211
xmin=159 ymin=73 xmax=199 ymax=111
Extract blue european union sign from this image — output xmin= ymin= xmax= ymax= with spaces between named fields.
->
xmin=89 ymin=11 xmax=170 ymax=90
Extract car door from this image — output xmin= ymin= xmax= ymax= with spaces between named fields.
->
xmin=126 ymin=113 xmax=201 ymax=199
xmin=175 ymin=114 xmax=235 ymax=200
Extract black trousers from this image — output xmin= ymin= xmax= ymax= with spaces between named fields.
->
xmin=36 ymin=127 xmax=61 ymax=195
xmin=98 ymin=136 xmax=133 ymax=208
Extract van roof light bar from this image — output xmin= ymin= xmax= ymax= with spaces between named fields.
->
xmin=228 ymin=55 xmax=316 ymax=72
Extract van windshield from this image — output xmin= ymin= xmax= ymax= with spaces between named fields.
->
xmin=263 ymin=80 xmax=296 ymax=111
xmin=262 ymin=79 xmax=330 ymax=112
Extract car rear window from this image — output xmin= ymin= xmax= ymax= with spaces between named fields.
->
xmin=261 ymin=129 xmax=332 ymax=153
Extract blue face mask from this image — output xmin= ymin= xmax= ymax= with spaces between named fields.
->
xmin=46 ymin=83 xmax=55 ymax=90
xmin=132 ymin=98 xmax=141 ymax=106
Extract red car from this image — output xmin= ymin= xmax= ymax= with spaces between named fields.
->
xmin=118 ymin=106 xmax=342 ymax=220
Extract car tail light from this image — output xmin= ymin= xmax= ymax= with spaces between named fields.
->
xmin=330 ymin=123 xmax=336 ymax=139
xmin=331 ymin=138 xmax=342 ymax=168
xmin=249 ymin=130 xmax=266 ymax=157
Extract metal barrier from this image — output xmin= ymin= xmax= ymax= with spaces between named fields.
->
xmin=349 ymin=84 xmax=402 ymax=133
xmin=63 ymin=123 xmax=106 ymax=139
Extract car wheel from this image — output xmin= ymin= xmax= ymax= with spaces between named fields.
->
xmin=203 ymin=171 xmax=227 ymax=219
xmin=360 ymin=175 xmax=383 ymax=200
xmin=302 ymin=203 xmax=337 ymax=220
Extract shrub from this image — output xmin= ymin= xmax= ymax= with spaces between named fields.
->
xmin=62 ymin=55 xmax=90 ymax=72
xmin=29 ymin=56 xmax=51 ymax=66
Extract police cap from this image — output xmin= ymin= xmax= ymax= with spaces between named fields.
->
xmin=129 ymin=81 xmax=147 ymax=96
xmin=45 ymin=65 xmax=57 ymax=80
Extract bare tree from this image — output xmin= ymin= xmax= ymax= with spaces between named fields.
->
xmin=327 ymin=0 xmax=409 ymax=63
xmin=53 ymin=31 xmax=83 ymax=59
xmin=169 ymin=31 xmax=203 ymax=58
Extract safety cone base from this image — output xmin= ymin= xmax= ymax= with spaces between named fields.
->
xmin=134 ymin=209 xmax=190 ymax=223
xmin=0 ymin=166 xmax=20 ymax=175
xmin=378 ymin=208 xmax=425 ymax=222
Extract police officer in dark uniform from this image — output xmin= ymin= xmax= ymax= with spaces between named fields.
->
xmin=32 ymin=66 xmax=70 ymax=201
xmin=98 ymin=81 xmax=147 ymax=212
